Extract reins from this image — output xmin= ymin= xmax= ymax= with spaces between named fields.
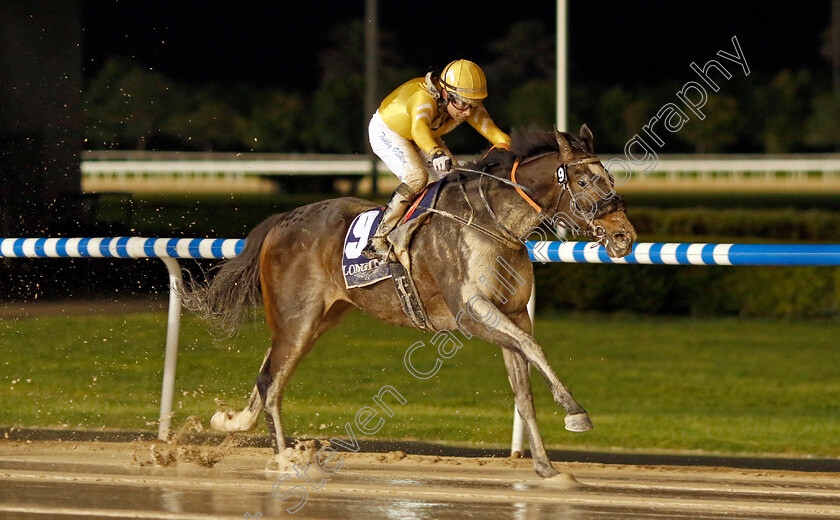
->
xmin=451 ymin=166 xmax=534 ymax=194
xmin=422 ymin=205 xmax=524 ymax=249
xmin=438 ymin=155 xmax=555 ymax=249
xmin=431 ymin=150 xmax=623 ymax=249
xmin=510 ymin=159 xmax=542 ymax=213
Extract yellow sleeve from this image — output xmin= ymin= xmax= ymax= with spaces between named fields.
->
xmin=467 ymin=106 xmax=511 ymax=147
xmin=407 ymin=92 xmax=444 ymax=156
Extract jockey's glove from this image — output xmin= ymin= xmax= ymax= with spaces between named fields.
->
xmin=432 ymin=149 xmax=452 ymax=173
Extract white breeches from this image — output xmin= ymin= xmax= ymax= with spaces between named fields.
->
xmin=368 ymin=111 xmax=445 ymax=193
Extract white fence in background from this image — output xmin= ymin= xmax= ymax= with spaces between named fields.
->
xmin=627 ymin=155 xmax=840 ymax=182
xmin=81 ymin=151 xmax=840 ymax=184
xmin=81 ymin=151 xmax=377 ymax=184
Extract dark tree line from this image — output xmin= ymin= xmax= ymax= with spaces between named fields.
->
xmin=84 ymin=20 xmax=840 ymax=155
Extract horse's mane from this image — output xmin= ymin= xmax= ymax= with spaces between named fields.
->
xmin=465 ymin=126 xmax=590 ymax=176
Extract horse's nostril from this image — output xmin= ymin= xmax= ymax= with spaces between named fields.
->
xmin=614 ymin=233 xmax=629 ymax=245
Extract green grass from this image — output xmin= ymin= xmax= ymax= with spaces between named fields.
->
xmin=2 ymin=310 xmax=839 ymax=458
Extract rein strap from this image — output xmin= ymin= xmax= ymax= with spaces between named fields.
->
xmin=424 ymin=206 xmax=523 ymax=250
xmin=510 ymin=159 xmax=543 ymax=214
xmin=453 ymin=167 xmax=533 ymax=194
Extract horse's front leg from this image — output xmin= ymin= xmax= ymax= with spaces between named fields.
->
xmin=502 ymin=345 xmax=560 ymax=478
xmin=461 ymin=297 xmax=593 ymax=433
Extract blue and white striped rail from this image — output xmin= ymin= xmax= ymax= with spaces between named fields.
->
xmin=0 ymin=237 xmax=244 ymax=259
xmin=527 ymin=241 xmax=840 ymax=266
xmin=6 ymin=237 xmax=840 ymax=266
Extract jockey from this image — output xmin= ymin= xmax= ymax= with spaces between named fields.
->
xmin=362 ymin=59 xmax=512 ymax=260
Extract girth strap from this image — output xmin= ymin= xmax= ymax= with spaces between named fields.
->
xmin=390 ymin=261 xmax=435 ymax=332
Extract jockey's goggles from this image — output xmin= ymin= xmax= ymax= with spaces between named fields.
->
xmin=447 ymin=92 xmax=480 ymax=111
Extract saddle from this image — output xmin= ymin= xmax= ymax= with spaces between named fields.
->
xmin=341 ymin=179 xmax=444 ymax=331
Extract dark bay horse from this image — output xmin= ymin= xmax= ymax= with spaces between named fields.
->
xmin=182 ymin=125 xmax=636 ymax=478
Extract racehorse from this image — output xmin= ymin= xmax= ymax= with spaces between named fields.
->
xmin=182 ymin=125 xmax=636 ymax=478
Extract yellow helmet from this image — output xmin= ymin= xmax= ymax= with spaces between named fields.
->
xmin=440 ymin=59 xmax=487 ymax=101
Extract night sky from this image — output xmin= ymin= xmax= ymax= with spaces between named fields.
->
xmin=79 ymin=1 xmax=832 ymax=91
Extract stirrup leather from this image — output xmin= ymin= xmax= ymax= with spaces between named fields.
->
xmin=360 ymin=184 xmax=418 ymax=260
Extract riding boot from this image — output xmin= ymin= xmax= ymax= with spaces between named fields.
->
xmin=361 ymin=183 xmax=418 ymax=260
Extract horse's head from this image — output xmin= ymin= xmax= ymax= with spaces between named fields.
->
xmin=554 ymin=125 xmax=636 ymax=257
xmin=510 ymin=125 xmax=636 ymax=258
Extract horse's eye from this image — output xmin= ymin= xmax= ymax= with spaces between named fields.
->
xmin=577 ymin=180 xmax=587 ymax=188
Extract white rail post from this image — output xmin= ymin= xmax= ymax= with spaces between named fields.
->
xmin=157 ymin=257 xmax=183 ymax=440
xmin=510 ymin=286 xmax=536 ymax=458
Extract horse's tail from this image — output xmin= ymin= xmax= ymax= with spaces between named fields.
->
xmin=181 ymin=214 xmax=283 ymax=337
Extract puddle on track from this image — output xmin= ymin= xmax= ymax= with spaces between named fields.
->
xmin=2 ymin=441 xmax=840 ymax=519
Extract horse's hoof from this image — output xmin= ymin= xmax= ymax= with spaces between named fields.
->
xmin=541 ymin=472 xmax=579 ymax=489
xmin=210 ymin=410 xmax=232 ymax=431
xmin=564 ymin=412 xmax=593 ymax=432
xmin=265 ymin=452 xmax=295 ymax=473
xmin=535 ymin=463 xmax=561 ymax=478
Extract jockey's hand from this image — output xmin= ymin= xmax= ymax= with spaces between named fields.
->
xmin=432 ymin=150 xmax=452 ymax=173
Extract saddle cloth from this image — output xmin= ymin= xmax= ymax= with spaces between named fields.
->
xmin=342 ymin=179 xmax=443 ymax=289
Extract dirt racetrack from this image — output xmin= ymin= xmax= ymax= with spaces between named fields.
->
xmin=2 ymin=438 xmax=840 ymax=520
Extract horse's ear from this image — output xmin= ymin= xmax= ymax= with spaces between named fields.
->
xmin=580 ymin=124 xmax=594 ymax=153
xmin=554 ymin=126 xmax=574 ymax=162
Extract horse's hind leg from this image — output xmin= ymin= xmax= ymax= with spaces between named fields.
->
xmin=261 ymin=298 xmax=353 ymax=456
xmin=210 ymin=348 xmax=271 ymax=432
xmin=502 ymin=348 xmax=559 ymax=478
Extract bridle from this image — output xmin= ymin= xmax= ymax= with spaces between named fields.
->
xmin=507 ymin=151 xmax=626 ymax=244
xmin=429 ymin=149 xmax=626 ymax=249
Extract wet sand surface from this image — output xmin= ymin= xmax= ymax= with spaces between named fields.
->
xmin=2 ymin=440 xmax=840 ymax=519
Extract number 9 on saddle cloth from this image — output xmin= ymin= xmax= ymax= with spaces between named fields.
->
xmin=342 ymin=179 xmax=443 ymax=290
